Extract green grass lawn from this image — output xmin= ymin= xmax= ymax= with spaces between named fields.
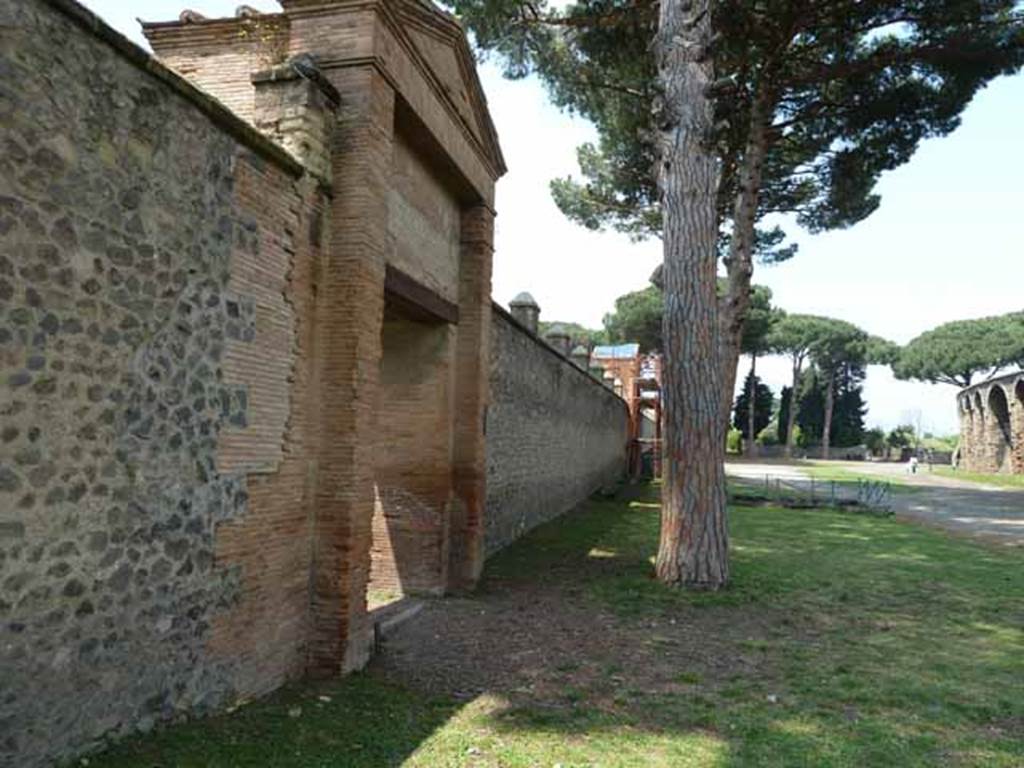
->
xmin=89 ymin=486 xmax=1024 ymax=768
xmin=933 ymin=466 xmax=1024 ymax=490
xmin=801 ymin=462 xmax=916 ymax=493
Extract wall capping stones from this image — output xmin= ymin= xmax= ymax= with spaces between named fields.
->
xmin=491 ymin=302 xmax=629 ymax=411
xmin=252 ymin=55 xmax=342 ymax=109
xmin=42 ymin=0 xmax=306 ymax=180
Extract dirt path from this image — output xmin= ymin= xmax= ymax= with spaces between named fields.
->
xmin=371 ymin=495 xmax=785 ymax=719
xmin=726 ymin=460 xmax=1024 ymax=544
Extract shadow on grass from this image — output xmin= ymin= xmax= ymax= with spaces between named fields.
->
xmin=90 ymin=483 xmax=1024 ymax=767
xmin=86 ymin=673 xmax=458 ymax=768
xmin=402 ymin=483 xmax=1024 ymax=766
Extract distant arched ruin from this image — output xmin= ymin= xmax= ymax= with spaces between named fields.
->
xmin=957 ymin=371 xmax=1024 ymax=474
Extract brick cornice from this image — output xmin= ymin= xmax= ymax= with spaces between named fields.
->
xmin=141 ymin=14 xmax=290 ymax=50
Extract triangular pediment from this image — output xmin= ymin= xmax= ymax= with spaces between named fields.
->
xmin=393 ymin=0 xmax=506 ymax=176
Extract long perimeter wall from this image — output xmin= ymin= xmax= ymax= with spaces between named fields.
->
xmin=485 ymin=306 xmax=628 ymax=554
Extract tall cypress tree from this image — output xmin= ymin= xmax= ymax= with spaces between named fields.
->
xmin=733 ymin=372 xmax=774 ymax=446
xmin=797 ymin=364 xmax=868 ymax=449
xmin=778 ymin=386 xmax=793 ymax=447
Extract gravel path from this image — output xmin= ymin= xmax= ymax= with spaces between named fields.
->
xmin=726 ymin=460 xmax=1024 ymax=544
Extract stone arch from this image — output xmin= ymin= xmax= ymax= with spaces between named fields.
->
xmin=959 ymin=394 xmax=974 ymax=469
xmin=989 ymin=386 xmax=1011 ymax=437
xmin=987 ymin=385 xmax=1013 ymax=473
xmin=1014 ymin=379 xmax=1024 ymax=473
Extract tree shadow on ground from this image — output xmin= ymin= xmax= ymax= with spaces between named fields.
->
xmin=372 ymin=484 xmax=1024 ymax=767
xmin=85 ymin=671 xmax=460 ymax=768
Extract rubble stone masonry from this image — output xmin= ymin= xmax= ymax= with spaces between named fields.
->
xmin=0 ymin=0 xmax=328 ymax=762
xmin=485 ymin=308 xmax=629 ymax=554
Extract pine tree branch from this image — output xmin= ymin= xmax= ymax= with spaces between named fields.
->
xmin=554 ymin=75 xmax=650 ymax=99
xmin=511 ymin=0 xmax=655 ymax=30
xmin=787 ymin=21 xmax=1024 ymax=88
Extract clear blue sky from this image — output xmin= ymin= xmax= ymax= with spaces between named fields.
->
xmin=84 ymin=0 xmax=1024 ymax=435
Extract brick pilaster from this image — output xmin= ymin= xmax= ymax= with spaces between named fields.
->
xmin=969 ymin=400 xmax=985 ymax=472
xmin=309 ymin=66 xmax=394 ymax=675
xmin=448 ymin=205 xmax=494 ymax=592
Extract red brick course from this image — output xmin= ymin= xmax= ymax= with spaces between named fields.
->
xmin=212 ymin=161 xmax=327 ymax=697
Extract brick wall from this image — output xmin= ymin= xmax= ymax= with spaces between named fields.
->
xmin=388 ymin=130 xmax=462 ymax=304
xmin=0 ymin=2 xmax=325 ymax=765
xmin=369 ymin=311 xmax=455 ymax=597
xmin=208 ymin=164 xmax=327 ymax=701
xmin=485 ymin=307 xmax=628 ymax=554
xmin=145 ymin=14 xmax=292 ymax=125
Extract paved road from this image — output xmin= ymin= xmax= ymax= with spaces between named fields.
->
xmin=726 ymin=460 xmax=1024 ymax=544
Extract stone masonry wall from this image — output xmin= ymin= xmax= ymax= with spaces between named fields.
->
xmin=485 ymin=307 xmax=628 ymax=554
xmin=0 ymin=0 xmax=631 ymax=765
xmin=0 ymin=2 xmax=325 ymax=765
xmin=957 ymin=372 xmax=1024 ymax=475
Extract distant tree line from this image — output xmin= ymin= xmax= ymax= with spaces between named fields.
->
xmin=557 ymin=292 xmax=1023 ymax=457
xmin=559 ymin=283 xmax=891 ymax=456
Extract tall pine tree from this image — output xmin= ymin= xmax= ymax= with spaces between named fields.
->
xmin=452 ymin=0 xmax=1024 ymax=588
xmin=454 ymin=0 xmax=1024 ymax=409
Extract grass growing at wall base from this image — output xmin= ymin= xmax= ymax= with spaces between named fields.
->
xmin=89 ymin=485 xmax=1024 ymax=768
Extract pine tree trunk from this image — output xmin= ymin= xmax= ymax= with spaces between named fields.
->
xmin=822 ymin=372 xmax=835 ymax=460
xmin=654 ymin=0 xmax=729 ymax=589
xmin=783 ymin=357 xmax=802 ymax=458
xmin=747 ymin=353 xmax=758 ymax=457
xmin=718 ymin=90 xmax=774 ymax=426
xmin=719 ymin=321 xmax=743 ymax=438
